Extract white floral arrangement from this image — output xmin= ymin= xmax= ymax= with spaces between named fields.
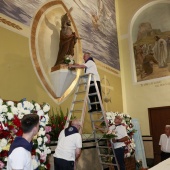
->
xmin=0 ymin=99 xmax=51 ymax=170
xmin=64 ymin=55 xmax=75 ymax=64
xmin=106 ymin=112 xmax=136 ymax=158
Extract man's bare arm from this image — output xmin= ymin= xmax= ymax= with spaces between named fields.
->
xmin=113 ymin=136 xmax=129 ymax=143
xmin=69 ymin=64 xmax=86 ymax=69
xmin=75 ymin=148 xmax=81 ymax=160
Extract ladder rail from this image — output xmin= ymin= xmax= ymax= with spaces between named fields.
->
xmin=64 ymin=76 xmax=83 ymax=128
xmin=90 ymin=74 xmax=120 ymax=170
xmin=64 ymin=73 xmax=120 ymax=170
xmin=79 ymin=74 xmax=92 ymax=134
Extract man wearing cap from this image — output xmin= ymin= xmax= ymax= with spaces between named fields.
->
xmin=69 ymin=52 xmax=102 ymax=112
xmin=109 ymin=116 xmax=128 ymax=170
xmin=159 ymin=125 xmax=170 ymax=161
xmin=53 ymin=119 xmax=82 ymax=170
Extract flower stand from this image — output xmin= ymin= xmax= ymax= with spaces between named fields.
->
xmin=125 ymin=156 xmax=136 ymax=170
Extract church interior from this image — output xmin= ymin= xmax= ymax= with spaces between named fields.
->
xmin=1 ymin=0 xmax=170 ymax=170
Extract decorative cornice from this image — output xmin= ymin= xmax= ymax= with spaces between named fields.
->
xmin=0 ymin=17 xmax=22 ymax=30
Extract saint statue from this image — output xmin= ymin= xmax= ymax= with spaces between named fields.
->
xmin=54 ymin=7 xmax=78 ymax=66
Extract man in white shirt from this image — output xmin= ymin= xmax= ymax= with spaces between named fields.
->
xmin=69 ymin=52 xmax=102 ymax=112
xmin=53 ymin=119 xmax=82 ymax=170
xmin=7 ymin=114 xmax=39 ymax=170
xmin=159 ymin=125 xmax=170 ymax=161
xmin=109 ymin=116 xmax=128 ymax=170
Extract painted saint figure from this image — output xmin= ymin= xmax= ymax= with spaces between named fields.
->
xmin=153 ymin=36 xmax=167 ymax=68
xmin=54 ymin=7 xmax=78 ymax=66
xmin=158 ymin=39 xmax=167 ymax=68
xmin=166 ymin=36 xmax=170 ymax=63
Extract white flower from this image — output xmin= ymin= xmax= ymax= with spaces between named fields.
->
xmin=18 ymin=113 xmax=24 ymax=119
xmin=36 ymin=148 xmax=41 ymax=155
xmin=0 ymin=106 xmax=3 ymax=114
xmin=2 ymin=105 xmax=7 ymax=113
xmin=23 ymin=101 xmax=30 ymax=109
xmin=11 ymin=107 xmax=18 ymax=115
xmin=69 ymin=59 xmax=75 ymax=64
xmin=18 ymin=108 xmax=24 ymax=114
xmin=17 ymin=103 xmax=23 ymax=109
xmin=23 ymin=110 xmax=30 ymax=115
xmin=44 ymin=115 xmax=49 ymax=124
xmin=7 ymin=112 xmax=14 ymax=120
xmin=0 ymin=115 xmax=5 ymax=122
xmin=125 ymin=153 xmax=131 ymax=158
xmin=37 ymin=110 xmax=44 ymax=117
xmin=40 ymin=121 xmax=46 ymax=127
xmin=44 ymin=146 xmax=51 ymax=154
xmin=43 ymin=104 xmax=50 ymax=113
xmin=43 ymin=136 xmax=48 ymax=143
xmin=0 ymin=138 xmax=7 ymax=148
xmin=35 ymin=103 xmax=41 ymax=111
xmin=32 ymin=155 xmax=40 ymax=169
xmin=29 ymin=103 xmax=34 ymax=110
xmin=6 ymin=101 xmax=14 ymax=107
xmin=0 ymin=99 xmax=3 ymax=106
xmin=38 ymin=128 xmax=46 ymax=136
xmin=37 ymin=137 xmax=43 ymax=146
xmin=23 ymin=101 xmax=34 ymax=110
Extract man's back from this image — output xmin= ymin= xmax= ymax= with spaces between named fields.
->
xmin=54 ymin=128 xmax=82 ymax=161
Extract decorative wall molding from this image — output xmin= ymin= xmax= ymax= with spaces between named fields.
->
xmin=0 ymin=16 xmax=22 ymax=30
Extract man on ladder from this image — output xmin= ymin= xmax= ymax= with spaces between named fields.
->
xmin=69 ymin=52 xmax=102 ymax=112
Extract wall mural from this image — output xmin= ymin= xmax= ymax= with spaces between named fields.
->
xmin=132 ymin=2 xmax=170 ymax=82
xmin=0 ymin=0 xmax=119 ymax=70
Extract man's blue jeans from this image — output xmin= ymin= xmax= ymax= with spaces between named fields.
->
xmin=112 ymin=146 xmax=126 ymax=170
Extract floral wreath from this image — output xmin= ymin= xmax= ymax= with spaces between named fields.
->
xmin=106 ymin=112 xmax=136 ymax=158
xmin=0 ymin=99 xmax=52 ymax=170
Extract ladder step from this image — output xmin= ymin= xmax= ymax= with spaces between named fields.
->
xmin=97 ymin=146 xmax=112 ymax=149
xmin=73 ymin=100 xmax=84 ymax=103
xmin=99 ymin=154 xmax=114 ymax=157
xmin=88 ymin=110 xmax=103 ymax=113
xmin=70 ymin=109 xmax=82 ymax=112
xmin=88 ymin=92 xmax=97 ymax=96
xmin=101 ymin=162 xmax=115 ymax=166
xmin=93 ymin=128 xmax=107 ymax=132
xmin=78 ymin=82 xmax=87 ymax=86
xmin=90 ymin=83 xmax=95 ymax=87
xmin=75 ymin=91 xmax=86 ymax=94
xmin=90 ymin=102 xmax=100 ymax=105
xmin=80 ymin=74 xmax=89 ymax=78
xmin=92 ymin=119 xmax=104 ymax=122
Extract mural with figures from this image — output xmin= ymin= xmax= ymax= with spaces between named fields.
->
xmin=132 ymin=2 xmax=170 ymax=82
xmin=0 ymin=0 xmax=119 ymax=70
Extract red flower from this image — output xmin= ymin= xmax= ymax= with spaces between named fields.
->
xmin=8 ymin=125 xmax=14 ymax=131
xmin=31 ymin=149 xmax=36 ymax=155
xmin=0 ymin=150 xmax=8 ymax=157
xmin=16 ymin=128 xmax=23 ymax=136
xmin=46 ymin=163 xmax=50 ymax=169
xmin=13 ymin=115 xmax=21 ymax=127
xmin=0 ymin=130 xmax=11 ymax=139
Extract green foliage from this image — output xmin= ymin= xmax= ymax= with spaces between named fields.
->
xmin=49 ymin=107 xmax=68 ymax=141
xmin=103 ymin=133 xmax=117 ymax=139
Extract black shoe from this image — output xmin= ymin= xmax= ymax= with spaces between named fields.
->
xmin=88 ymin=109 xmax=97 ymax=113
